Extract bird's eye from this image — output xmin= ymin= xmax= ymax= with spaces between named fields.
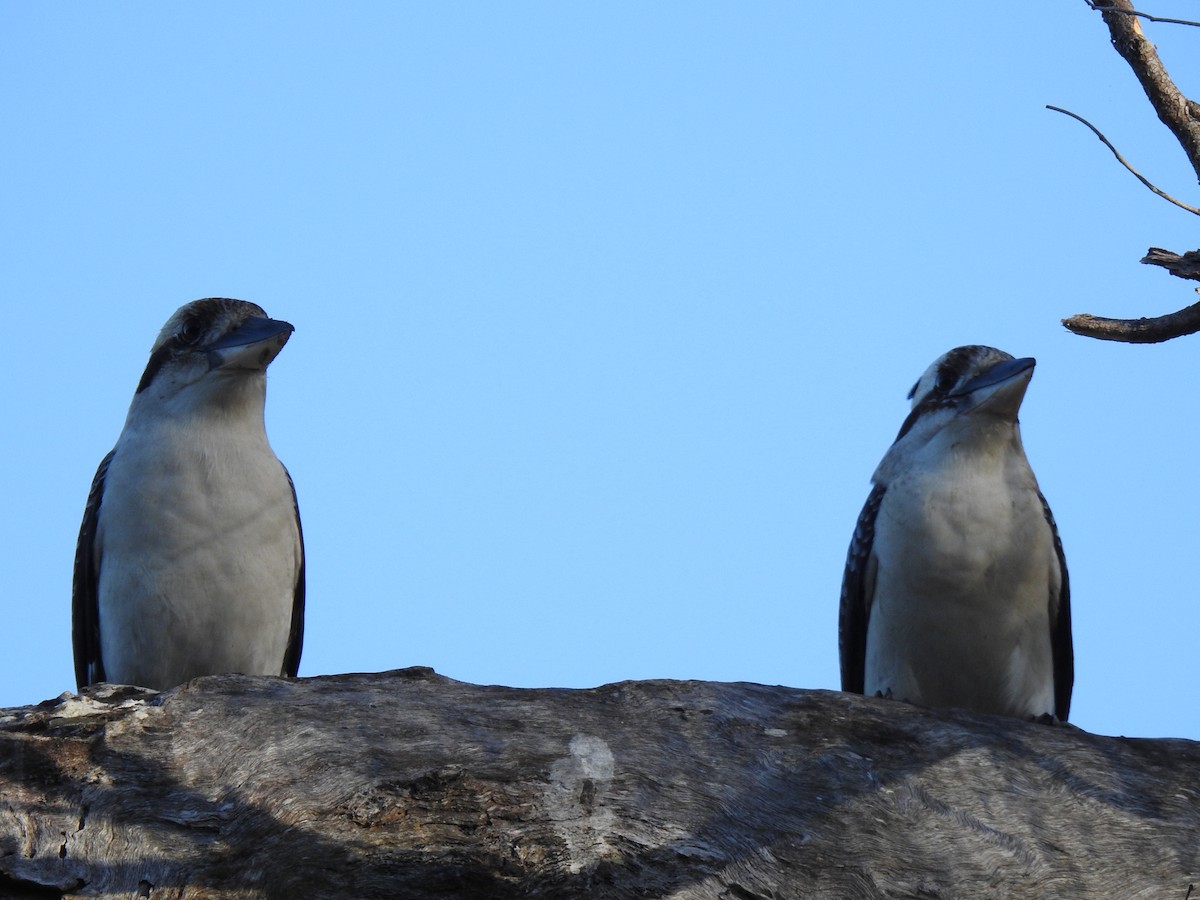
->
xmin=178 ymin=319 xmax=203 ymax=345
xmin=934 ymin=368 xmax=958 ymax=393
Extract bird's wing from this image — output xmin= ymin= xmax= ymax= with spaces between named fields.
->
xmin=72 ymin=450 xmax=114 ymax=689
xmin=1039 ymin=490 xmax=1073 ymax=721
xmin=839 ymin=483 xmax=885 ymax=695
xmin=281 ymin=463 xmax=305 ymax=678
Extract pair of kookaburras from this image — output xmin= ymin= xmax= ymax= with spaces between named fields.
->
xmin=73 ymin=301 xmax=1072 ymax=722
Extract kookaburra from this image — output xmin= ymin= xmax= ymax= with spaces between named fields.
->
xmin=72 ymin=298 xmax=305 ymax=691
xmin=839 ymin=345 xmax=1073 ymax=721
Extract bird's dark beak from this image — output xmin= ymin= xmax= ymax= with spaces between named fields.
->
xmin=951 ymin=357 xmax=1036 ymax=397
xmin=207 ymin=316 xmax=295 ymax=371
xmin=954 ymin=356 xmax=1035 ymax=419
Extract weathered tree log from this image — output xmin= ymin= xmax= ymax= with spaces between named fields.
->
xmin=1 ymin=669 xmax=1197 ymax=898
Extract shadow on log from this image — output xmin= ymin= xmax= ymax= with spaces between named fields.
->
xmin=1 ymin=668 xmax=1197 ymax=898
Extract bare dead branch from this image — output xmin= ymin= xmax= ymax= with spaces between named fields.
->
xmin=1083 ymin=0 xmax=1200 ymax=28
xmin=1057 ymin=3 xmax=1200 ymax=343
xmin=1046 ymin=105 xmax=1200 ymax=214
xmin=1087 ymin=0 xmax=1200 ymax=183
xmin=1141 ymin=246 xmax=1200 ymax=280
xmin=1062 ymin=298 xmax=1200 ymax=342
xmin=1063 ymin=243 xmax=1200 ymax=342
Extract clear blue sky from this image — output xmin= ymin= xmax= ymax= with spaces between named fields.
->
xmin=3 ymin=4 xmax=1198 ymax=739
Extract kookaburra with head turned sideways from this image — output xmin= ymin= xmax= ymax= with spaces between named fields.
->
xmin=73 ymin=298 xmax=305 ymax=692
xmin=839 ymin=345 xmax=1073 ymax=721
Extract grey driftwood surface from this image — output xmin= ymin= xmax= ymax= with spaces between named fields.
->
xmin=0 ymin=668 xmax=1197 ymax=899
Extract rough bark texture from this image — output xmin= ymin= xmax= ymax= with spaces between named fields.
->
xmin=1 ymin=669 xmax=1197 ymax=899
xmin=1061 ymin=303 xmax=1200 ymax=342
xmin=1095 ymin=0 xmax=1200 ymax=182
xmin=1142 ymin=246 xmax=1200 ymax=281
xmin=1060 ymin=244 xmax=1200 ymax=341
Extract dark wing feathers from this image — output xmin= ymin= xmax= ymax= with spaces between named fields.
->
xmin=1039 ymin=490 xmax=1074 ymax=722
xmin=72 ymin=450 xmax=113 ymax=690
xmin=839 ymin=483 xmax=885 ymax=695
xmin=281 ymin=464 xmax=305 ymax=678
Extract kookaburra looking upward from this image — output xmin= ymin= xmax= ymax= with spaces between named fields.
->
xmin=839 ymin=345 xmax=1072 ymax=721
xmin=73 ymin=298 xmax=305 ymax=691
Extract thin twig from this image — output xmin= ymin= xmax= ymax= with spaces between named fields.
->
xmin=1046 ymin=105 xmax=1200 ymax=215
xmin=1084 ymin=0 xmax=1200 ymax=28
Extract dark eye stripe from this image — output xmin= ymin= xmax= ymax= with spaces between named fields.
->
xmin=136 ymin=319 xmax=208 ymax=393
xmin=136 ymin=343 xmax=173 ymax=394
